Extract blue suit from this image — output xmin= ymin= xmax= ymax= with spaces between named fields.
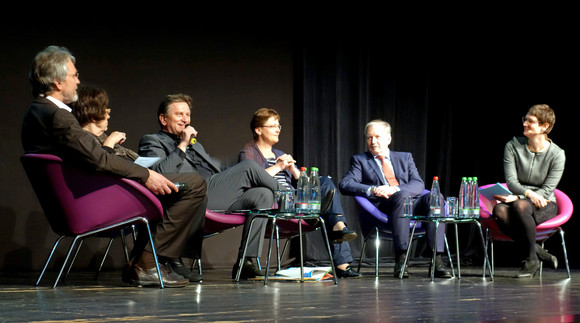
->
xmin=339 ymin=151 xmax=445 ymax=254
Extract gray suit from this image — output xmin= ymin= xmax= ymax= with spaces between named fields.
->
xmin=139 ymin=131 xmax=281 ymax=259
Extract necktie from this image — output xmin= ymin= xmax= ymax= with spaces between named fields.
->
xmin=377 ymin=155 xmax=399 ymax=186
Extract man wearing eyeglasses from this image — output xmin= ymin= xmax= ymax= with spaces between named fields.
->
xmin=138 ymin=93 xmax=282 ymax=280
xmin=22 ymin=46 xmax=208 ymax=288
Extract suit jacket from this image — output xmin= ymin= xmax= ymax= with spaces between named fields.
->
xmin=138 ymin=131 xmax=221 ymax=175
xmin=339 ymin=151 xmax=425 ymax=204
xmin=21 ymin=96 xmax=149 ymax=182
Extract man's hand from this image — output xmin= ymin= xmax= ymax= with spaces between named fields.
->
xmin=178 ymin=125 xmax=198 ymax=152
xmin=373 ymin=185 xmax=398 ymax=198
xmin=144 ymin=169 xmax=177 ymax=195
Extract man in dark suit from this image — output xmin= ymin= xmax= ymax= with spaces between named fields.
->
xmin=138 ymin=94 xmax=282 ymax=279
xmin=339 ymin=119 xmax=451 ymax=278
xmin=22 ymin=46 xmax=208 ymax=287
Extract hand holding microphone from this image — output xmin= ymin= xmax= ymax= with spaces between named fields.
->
xmin=178 ymin=125 xmax=198 ymax=152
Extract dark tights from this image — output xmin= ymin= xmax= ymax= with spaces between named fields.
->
xmin=493 ymin=199 xmax=537 ymax=261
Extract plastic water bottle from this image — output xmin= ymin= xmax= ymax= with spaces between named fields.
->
xmin=467 ymin=177 xmax=474 ymax=217
xmin=429 ymin=176 xmax=441 ymax=217
xmin=472 ymin=177 xmax=480 ymax=218
xmin=308 ymin=167 xmax=321 ymax=214
xmin=459 ymin=177 xmax=470 ymax=218
xmin=296 ymin=167 xmax=310 ymax=213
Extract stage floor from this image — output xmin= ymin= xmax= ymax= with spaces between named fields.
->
xmin=0 ymin=264 xmax=577 ymax=322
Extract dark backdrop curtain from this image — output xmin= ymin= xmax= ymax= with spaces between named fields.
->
xmin=291 ymin=36 xmax=579 ymax=268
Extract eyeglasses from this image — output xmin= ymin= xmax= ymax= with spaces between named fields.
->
xmin=262 ymin=125 xmax=282 ymax=130
xmin=67 ymin=72 xmax=80 ymax=79
xmin=522 ymin=116 xmax=538 ymax=124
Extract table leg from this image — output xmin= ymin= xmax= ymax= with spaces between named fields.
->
xmin=236 ymin=216 xmax=260 ymax=282
xmin=431 ymin=220 xmax=439 ymax=281
xmin=474 ymin=221 xmax=494 ymax=281
xmin=264 ymin=217 xmax=278 ymax=285
xmin=298 ymin=218 xmax=304 ymax=282
xmin=318 ymin=217 xmax=338 ymax=285
xmin=401 ymin=222 xmax=418 ymax=279
xmin=455 ymin=223 xmax=461 ymax=279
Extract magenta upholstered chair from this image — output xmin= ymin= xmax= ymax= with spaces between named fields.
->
xmin=21 ymin=154 xmax=165 ymax=288
xmin=479 ymin=183 xmax=572 ymax=277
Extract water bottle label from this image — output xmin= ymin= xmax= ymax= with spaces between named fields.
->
xmin=296 ymin=203 xmax=309 ymax=210
xmin=429 ymin=207 xmax=441 ymax=217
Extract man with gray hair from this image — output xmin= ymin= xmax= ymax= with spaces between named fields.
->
xmin=339 ymin=119 xmax=451 ymax=278
xmin=22 ymin=46 xmax=208 ymax=287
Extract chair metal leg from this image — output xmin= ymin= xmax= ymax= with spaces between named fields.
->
xmin=63 ymin=239 xmax=84 ymax=281
xmin=53 ymin=236 xmax=81 ymax=288
xmin=444 ymin=235 xmax=455 ymax=278
xmin=36 ymin=236 xmax=65 ymax=286
xmin=558 ymin=228 xmax=571 ymax=278
xmin=96 ymin=238 xmax=115 ymax=277
xmin=142 ymin=220 xmax=164 ymax=289
xmin=356 ymin=229 xmax=373 ymax=273
xmin=374 ymin=227 xmax=380 ymax=277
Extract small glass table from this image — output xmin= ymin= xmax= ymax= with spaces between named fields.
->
xmin=235 ymin=210 xmax=338 ymax=285
xmin=402 ymin=216 xmax=494 ymax=281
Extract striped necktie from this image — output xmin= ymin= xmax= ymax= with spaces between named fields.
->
xmin=377 ymin=155 xmax=399 ymax=186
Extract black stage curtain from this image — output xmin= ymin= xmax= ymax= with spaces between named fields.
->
xmin=291 ymin=37 xmax=578 ymax=268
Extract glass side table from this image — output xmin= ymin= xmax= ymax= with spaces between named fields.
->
xmin=235 ymin=210 xmax=338 ymax=285
xmin=402 ymin=216 xmax=494 ymax=281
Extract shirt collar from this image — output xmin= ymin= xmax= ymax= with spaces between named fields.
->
xmin=45 ymin=95 xmax=72 ymax=112
xmin=373 ymin=149 xmax=391 ymax=160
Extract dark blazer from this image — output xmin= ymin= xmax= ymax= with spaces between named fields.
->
xmin=21 ymin=96 xmax=149 ymax=182
xmin=138 ymin=131 xmax=221 ymax=175
xmin=339 ymin=151 xmax=425 ymax=203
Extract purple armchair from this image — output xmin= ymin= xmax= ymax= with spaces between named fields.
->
xmin=21 ymin=154 xmax=165 ymax=288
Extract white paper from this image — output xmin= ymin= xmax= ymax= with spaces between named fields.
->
xmin=134 ymin=157 xmax=160 ymax=168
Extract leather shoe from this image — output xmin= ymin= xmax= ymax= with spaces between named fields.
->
xmin=394 ymin=254 xmax=409 ymax=278
xmin=429 ymin=256 xmax=452 ymax=278
xmin=536 ymin=243 xmax=558 ymax=270
xmin=516 ymin=259 xmax=540 ymax=278
xmin=232 ymin=259 xmax=263 ymax=279
xmin=159 ymin=256 xmax=202 ymax=283
xmin=335 ymin=266 xmax=362 ymax=278
xmin=330 ymin=227 xmax=358 ymax=243
xmin=122 ymin=262 xmax=189 ymax=288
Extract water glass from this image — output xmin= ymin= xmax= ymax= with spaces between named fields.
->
xmin=403 ymin=196 xmax=414 ymax=217
xmin=275 ymin=189 xmax=295 ymax=213
xmin=446 ymin=197 xmax=458 ymax=218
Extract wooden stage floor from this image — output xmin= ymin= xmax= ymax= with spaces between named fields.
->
xmin=0 ymin=264 xmax=578 ymax=322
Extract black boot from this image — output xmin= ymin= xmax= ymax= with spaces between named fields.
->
xmin=536 ymin=243 xmax=558 ymax=270
xmin=515 ymin=259 xmax=540 ymax=278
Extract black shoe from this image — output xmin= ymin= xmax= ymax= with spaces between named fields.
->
xmin=330 ymin=227 xmax=358 ymax=243
xmin=429 ymin=256 xmax=452 ymax=278
xmin=394 ymin=254 xmax=409 ymax=278
xmin=335 ymin=266 xmax=363 ymax=278
xmin=321 ymin=189 xmax=335 ymax=214
xmin=515 ymin=259 xmax=540 ymax=278
xmin=536 ymin=243 xmax=558 ymax=270
xmin=232 ymin=259 xmax=263 ymax=279
xmin=159 ymin=257 xmax=202 ymax=283
xmin=122 ymin=262 xmax=189 ymax=288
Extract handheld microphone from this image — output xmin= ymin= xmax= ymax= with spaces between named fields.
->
xmin=185 ymin=124 xmax=197 ymax=145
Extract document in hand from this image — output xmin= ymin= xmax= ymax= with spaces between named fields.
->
xmin=478 ymin=183 xmax=512 ymax=201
